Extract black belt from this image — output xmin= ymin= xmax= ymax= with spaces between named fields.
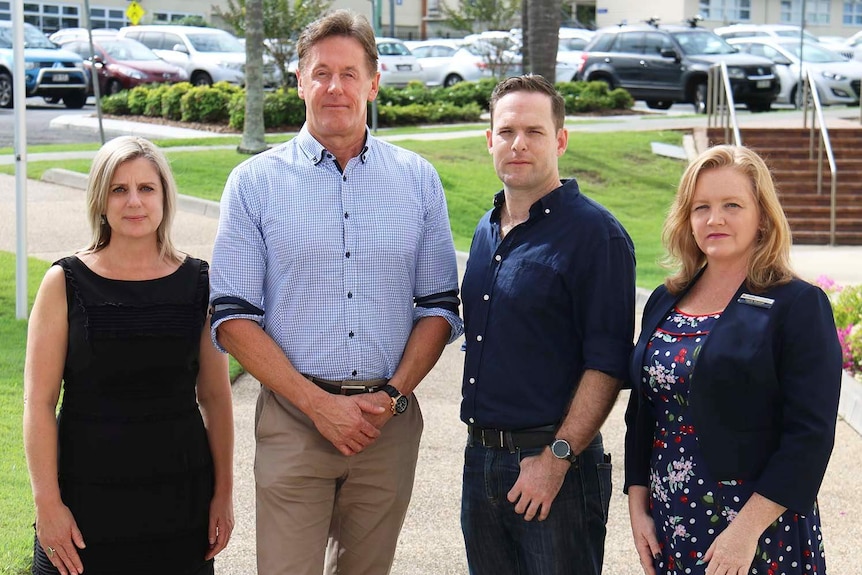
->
xmin=303 ymin=374 xmax=389 ymax=396
xmin=467 ymin=425 xmax=556 ymax=451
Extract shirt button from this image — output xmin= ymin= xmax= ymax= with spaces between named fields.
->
xmin=544 ymin=208 xmax=550 ymax=214
xmin=344 ymin=212 xmax=349 ymax=219
xmin=483 ymin=294 xmax=489 ymax=301
xmin=352 ymin=370 xmax=357 ymax=376
xmin=494 ymin=255 xmax=502 ymax=262
xmin=476 ymin=335 xmax=483 ymax=342
xmin=468 ymin=417 xmax=474 ymax=424
xmin=349 ymin=331 xmax=354 ymax=338
xmin=345 ymin=251 xmax=350 ymax=258
xmin=469 ymin=377 xmax=475 ymax=384
xmin=347 ymin=292 xmax=353 ymax=299
xmin=342 ymin=175 xmax=347 ymax=182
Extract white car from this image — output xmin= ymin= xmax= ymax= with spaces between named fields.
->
xmin=404 ymin=39 xmax=493 ymax=87
xmin=714 ymin=23 xmax=855 ymax=60
xmin=556 ymin=27 xmax=594 ymax=82
xmin=728 ymin=37 xmax=862 ymax=107
xmin=375 ymin=37 xmax=423 ymax=87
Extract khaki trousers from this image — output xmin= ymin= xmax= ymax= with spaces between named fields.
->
xmin=254 ymin=386 xmax=423 ymax=575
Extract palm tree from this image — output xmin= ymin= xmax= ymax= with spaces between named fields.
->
xmin=238 ymin=0 xmax=267 ymax=154
xmin=526 ymin=0 xmax=561 ymax=83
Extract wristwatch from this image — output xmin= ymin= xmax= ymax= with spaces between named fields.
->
xmin=550 ymin=438 xmax=578 ymax=463
xmin=381 ymin=384 xmax=409 ymax=416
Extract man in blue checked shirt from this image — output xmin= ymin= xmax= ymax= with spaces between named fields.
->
xmin=459 ymin=75 xmax=636 ymax=575
xmin=209 ymin=10 xmax=462 ymax=575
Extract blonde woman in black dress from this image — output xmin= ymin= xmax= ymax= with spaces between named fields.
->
xmin=24 ymin=136 xmax=234 ymax=575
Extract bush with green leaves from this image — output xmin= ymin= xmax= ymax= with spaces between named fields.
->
xmin=127 ymin=86 xmax=150 ymax=115
xmin=100 ymin=91 xmax=130 ymax=115
xmin=377 ymin=81 xmax=438 ymax=107
xmin=143 ymin=84 xmax=170 ymax=117
xmin=228 ymin=88 xmax=307 ymax=130
xmin=441 ymin=78 xmax=496 ymax=109
xmin=181 ymin=86 xmax=231 ymax=123
xmin=557 ymin=81 xmax=634 ymax=113
xmin=161 ymin=82 xmax=193 ymax=121
xmin=815 ymin=277 xmax=862 ymax=376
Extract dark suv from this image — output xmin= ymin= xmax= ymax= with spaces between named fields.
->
xmin=575 ymin=24 xmax=779 ymax=112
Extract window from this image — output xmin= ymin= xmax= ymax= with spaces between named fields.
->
xmin=699 ymin=0 xmax=751 ymax=21
xmin=153 ymin=11 xmax=198 ymax=23
xmin=781 ymin=0 xmax=831 ymax=25
xmin=844 ymin=1 xmax=862 ymax=26
xmin=4 ymin=2 xmax=79 ymax=33
xmin=88 ymin=6 xmax=126 ymax=29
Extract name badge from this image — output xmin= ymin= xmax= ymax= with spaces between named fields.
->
xmin=737 ymin=293 xmax=774 ymax=309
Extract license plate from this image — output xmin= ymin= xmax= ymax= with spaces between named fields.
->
xmin=756 ymin=80 xmax=770 ymax=89
xmin=397 ymin=64 xmax=412 ymax=71
xmin=52 ymin=73 xmax=70 ymax=82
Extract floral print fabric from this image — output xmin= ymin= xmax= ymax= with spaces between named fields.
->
xmin=642 ymin=309 xmax=826 ymax=575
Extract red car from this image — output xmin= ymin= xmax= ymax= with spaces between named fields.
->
xmin=57 ymin=37 xmax=188 ymax=95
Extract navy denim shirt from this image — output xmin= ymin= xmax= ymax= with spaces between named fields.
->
xmin=460 ymin=179 xmax=636 ymax=430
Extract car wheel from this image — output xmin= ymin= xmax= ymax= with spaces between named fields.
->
xmin=746 ymin=101 xmax=772 ymax=113
xmin=63 ymin=92 xmax=87 ymax=109
xmin=443 ymin=73 xmax=463 ymax=88
xmin=646 ymin=100 xmax=673 ymax=110
xmin=0 ymin=71 xmax=13 ymax=108
xmin=791 ymin=85 xmax=812 ymax=109
xmin=191 ymin=71 xmax=213 ymax=86
xmin=44 ymin=96 xmax=62 ymax=104
xmin=106 ymin=79 xmax=123 ymax=96
xmin=694 ymin=83 xmax=707 ymax=114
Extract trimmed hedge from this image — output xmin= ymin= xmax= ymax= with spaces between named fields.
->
xmin=100 ymin=78 xmax=633 ymax=129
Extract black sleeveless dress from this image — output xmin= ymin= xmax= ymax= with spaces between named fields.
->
xmin=33 ymin=256 xmax=215 ymax=575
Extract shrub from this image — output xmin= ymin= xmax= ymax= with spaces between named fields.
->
xmin=557 ymin=81 xmax=634 ymax=113
xmin=180 ymin=86 xmax=230 ymax=123
xmin=100 ymin=91 xmax=130 ymax=115
xmin=143 ymin=84 xmax=169 ymax=117
xmin=442 ymin=78 xmax=495 ymax=108
xmin=127 ymin=85 xmax=150 ymax=115
xmin=161 ymin=82 xmax=193 ymax=121
xmin=815 ymin=276 xmax=862 ymax=376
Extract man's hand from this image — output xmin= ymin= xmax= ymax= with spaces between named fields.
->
xmin=362 ymin=391 xmax=395 ymax=430
xmin=310 ymin=394 xmax=385 ymax=456
xmin=507 ymin=448 xmax=571 ymax=521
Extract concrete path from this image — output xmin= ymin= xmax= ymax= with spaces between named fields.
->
xmin=2 ymin=106 xmax=861 ymax=574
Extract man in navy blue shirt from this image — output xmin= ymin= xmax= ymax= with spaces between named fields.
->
xmin=460 ymin=75 xmax=636 ymax=575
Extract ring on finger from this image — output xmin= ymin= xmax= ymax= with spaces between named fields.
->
xmin=46 ymin=546 xmax=55 ymax=558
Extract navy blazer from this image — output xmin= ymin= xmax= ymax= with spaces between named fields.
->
xmin=624 ymin=276 xmax=842 ymax=513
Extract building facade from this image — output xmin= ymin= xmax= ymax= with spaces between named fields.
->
xmin=2 ymin=0 xmax=860 ymax=40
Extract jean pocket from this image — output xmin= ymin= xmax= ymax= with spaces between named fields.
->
xmin=596 ymin=456 xmax=612 ymax=524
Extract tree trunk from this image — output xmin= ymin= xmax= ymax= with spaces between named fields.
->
xmin=521 ymin=0 xmax=530 ymax=74
xmin=527 ymin=0 xmax=561 ymax=83
xmin=239 ymin=0 xmax=268 ymax=155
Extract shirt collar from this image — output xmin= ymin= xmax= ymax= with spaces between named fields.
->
xmin=296 ymin=125 xmax=373 ymax=165
xmin=491 ymin=178 xmax=581 ymax=223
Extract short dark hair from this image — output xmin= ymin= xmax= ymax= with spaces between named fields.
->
xmin=297 ymin=9 xmax=378 ymax=77
xmin=489 ymin=75 xmax=566 ymax=130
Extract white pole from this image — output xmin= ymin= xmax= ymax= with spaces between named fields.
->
xmin=12 ymin=0 xmax=28 ymax=320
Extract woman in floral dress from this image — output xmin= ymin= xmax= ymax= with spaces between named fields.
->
xmin=624 ymin=145 xmax=842 ymax=575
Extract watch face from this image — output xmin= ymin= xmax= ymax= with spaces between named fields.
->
xmin=394 ymin=395 xmax=409 ymax=414
xmin=551 ymin=439 xmax=571 ymax=459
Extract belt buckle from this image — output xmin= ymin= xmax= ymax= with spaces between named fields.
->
xmin=480 ymin=429 xmax=504 ymax=448
xmin=340 ymin=384 xmax=367 ymax=395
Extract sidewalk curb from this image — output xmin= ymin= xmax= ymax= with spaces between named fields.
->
xmin=41 ymin=168 xmax=221 ymax=219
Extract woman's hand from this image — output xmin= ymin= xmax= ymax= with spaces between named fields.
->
xmin=36 ymin=502 xmax=85 ymax=575
xmin=700 ymin=517 xmax=759 ymax=575
xmin=628 ymin=485 xmax=660 ymax=575
xmin=204 ymin=490 xmax=235 ymax=560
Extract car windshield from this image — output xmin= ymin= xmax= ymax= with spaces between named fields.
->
xmin=774 ymin=29 xmax=819 ymax=43
xmin=377 ymin=42 xmax=412 ymax=56
xmin=101 ymin=39 xmax=160 ymax=61
xmin=672 ymin=30 xmax=736 ymax=55
xmin=187 ymin=32 xmax=243 ymax=53
xmin=783 ymin=41 xmax=846 ymax=63
xmin=0 ymin=24 xmax=57 ymax=49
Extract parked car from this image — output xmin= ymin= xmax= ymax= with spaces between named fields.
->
xmin=118 ymin=25 xmax=279 ymax=87
xmin=56 ymin=37 xmax=189 ymax=95
xmin=461 ymin=31 xmax=522 ymax=79
xmin=576 ymin=24 xmax=779 ymax=112
xmin=49 ymin=27 xmax=119 ymax=44
xmin=728 ymin=37 xmax=862 ymax=107
xmin=0 ymin=21 xmax=89 ymax=109
xmin=404 ymin=39 xmax=493 ymax=87
xmin=375 ymin=37 xmax=423 ymax=86
xmin=555 ymin=27 xmax=594 ymax=82
xmin=713 ymin=23 xmax=854 ymax=60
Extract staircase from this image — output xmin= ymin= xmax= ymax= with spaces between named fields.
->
xmin=704 ymin=127 xmax=862 ymax=245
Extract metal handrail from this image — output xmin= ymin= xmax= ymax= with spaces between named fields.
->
xmin=801 ymin=69 xmax=838 ymax=245
xmin=706 ymin=62 xmax=741 ymax=146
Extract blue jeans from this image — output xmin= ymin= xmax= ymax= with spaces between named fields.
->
xmin=461 ymin=433 xmax=612 ymax=575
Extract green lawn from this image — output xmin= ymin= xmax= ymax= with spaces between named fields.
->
xmin=0 ymin=253 xmax=48 ymax=575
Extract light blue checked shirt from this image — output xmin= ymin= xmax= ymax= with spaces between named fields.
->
xmin=209 ymin=126 xmax=463 ymax=381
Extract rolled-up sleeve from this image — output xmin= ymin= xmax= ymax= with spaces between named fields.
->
xmin=209 ymin=163 xmax=268 ymax=352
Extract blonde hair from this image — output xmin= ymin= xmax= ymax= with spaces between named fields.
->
xmin=83 ymin=136 xmax=181 ymax=263
xmin=663 ymin=145 xmax=794 ymax=294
